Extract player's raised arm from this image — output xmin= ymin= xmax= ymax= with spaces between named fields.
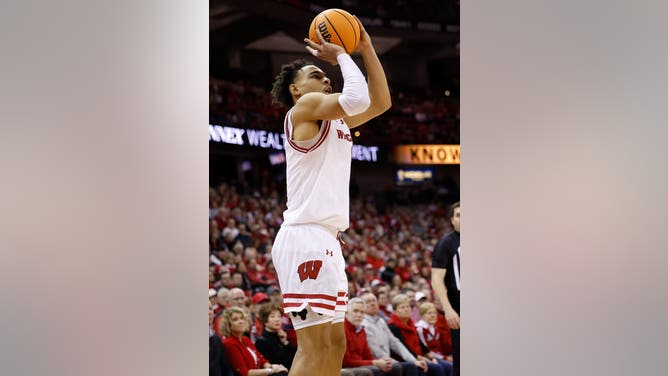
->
xmin=292 ymin=31 xmax=370 ymax=124
xmin=342 ymin=16 xmax=392 ymax=129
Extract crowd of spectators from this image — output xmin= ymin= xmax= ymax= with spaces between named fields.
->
xmin=209 ymin=181 xmax=452 ymax=300
xmin=209 ymin=180 xmax=457 ymax=375
xmin=210 ymin=77 xmax=459 ymax=146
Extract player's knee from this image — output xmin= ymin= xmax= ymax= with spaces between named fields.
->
xmin=299 ymin=339 xmax=331 ymax=357
xmin=330 ymin=333 xmax=346 ymax=356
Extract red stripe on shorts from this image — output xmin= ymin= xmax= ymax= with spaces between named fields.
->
xmin=282 ymin=293 xmax=337 ymax=301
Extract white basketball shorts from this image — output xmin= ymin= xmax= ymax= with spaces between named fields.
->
xmin=272 ymin=223 xmax=348 ymax=330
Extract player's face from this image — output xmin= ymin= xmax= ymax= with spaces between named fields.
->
xmin=294 ymin=65 xmax=332 ymax=95
xmin=265 ymin=310 xmax=282 ymax=332
xmin=451 ymin=207 xmax=460 ymax=232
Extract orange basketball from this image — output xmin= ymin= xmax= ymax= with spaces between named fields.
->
xmin=308 ymin=8 xmax=360 ymax=54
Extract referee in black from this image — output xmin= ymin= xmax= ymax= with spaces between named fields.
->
xmin=431 ymin=201 xmax=460 ymax=376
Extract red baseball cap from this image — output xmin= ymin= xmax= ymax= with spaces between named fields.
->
xmin=252 ymin=292 xmax=269 ymax=304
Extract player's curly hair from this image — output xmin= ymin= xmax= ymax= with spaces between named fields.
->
xmin=270 ymin=59 xmax=313 ymax=108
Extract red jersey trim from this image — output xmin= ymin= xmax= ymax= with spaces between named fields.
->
xmin=284 ymin=110 xmax=331 ymax=154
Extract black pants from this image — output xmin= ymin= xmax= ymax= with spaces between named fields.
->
xmin=450 ymin=329 xmax=460 ymax=376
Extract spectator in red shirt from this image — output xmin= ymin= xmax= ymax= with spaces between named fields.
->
xmin=214 ymin=288 xmax=249 ymax=338
xmin=343 ymin=298 xmax=401 ymax=376
xmin=210 ymin=300 xmax=234 ymax=376
xmin=220 ymin=306 xmax=288 ymax=376
xmin=387 ymin=295 xmax=451 ymax=376
xmin=415 ymin=302 xmax=451 ymax=362
xmin=250 ymin=292 xmax=270 ymax=341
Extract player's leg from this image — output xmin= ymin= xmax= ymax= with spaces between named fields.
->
xmin=289 ymin=321 xmax=332 ymax=376
xmin=322 ymin=321 xmax=346 ymax=376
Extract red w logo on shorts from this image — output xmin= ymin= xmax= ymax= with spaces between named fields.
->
xmin=297 ymin=260 xmax=323 ymax=282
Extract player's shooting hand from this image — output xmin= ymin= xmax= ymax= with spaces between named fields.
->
xmin=304 ymin=31 xmax=345 ymax=66
xmin=353 ymin=15 xmax=372 ymax=53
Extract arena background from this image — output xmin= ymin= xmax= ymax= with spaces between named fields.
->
xmin=210 ymin=0 xmax=460 ymax=206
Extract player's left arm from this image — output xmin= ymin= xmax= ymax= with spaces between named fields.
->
xmin=344 ymin=16 xmax=392 ymax=129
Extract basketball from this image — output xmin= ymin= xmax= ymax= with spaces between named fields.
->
xmin=309 ymin=9 xmax=360 ymax=54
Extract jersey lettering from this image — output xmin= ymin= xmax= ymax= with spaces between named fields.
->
xmin=336 ymin=129 xmax=352 ymax=142
xmin=297 ymin=260 xmax=323 ymax=282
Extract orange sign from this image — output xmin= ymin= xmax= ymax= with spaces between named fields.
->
xmin=394 ymin=144 xmax=460 ymax=165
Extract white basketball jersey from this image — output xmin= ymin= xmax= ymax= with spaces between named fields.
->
xmin=282 ymin=108 xmax=353 ymax=231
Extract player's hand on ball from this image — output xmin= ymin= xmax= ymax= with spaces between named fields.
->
xmin=304 ymin=31 xmax=346 ymax=66
xmin=353 ymin=15 xmax=372 ymax=53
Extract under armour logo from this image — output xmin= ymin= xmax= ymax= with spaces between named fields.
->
xmin=325 ymin=249 xmax=333 ymax=256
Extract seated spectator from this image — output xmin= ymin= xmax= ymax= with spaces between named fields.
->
xmin=250 ymin=292 xmax=270 ymax=341
xmin=387 ymin=295 xmax=452 ymax=376
xmin=266 ymin=285 xmax=282 ymax=305
xmin=343 ymin=297 xmax=402 ymax=376
xmin=210 ymin=288 xmax=219 ymax=306
xmin=229 ymin=288 xmax=248 ymax=308
xmin=214 ymin=287 xmax=250 ymax=338
xmin=415 ymin=302 xmax=451 ymax=362
xmin=210 ymin=300 xmax=234 ymax=376
xmin=376 ymin=290 xmax=392 ymax=322
xmin=255 ymin=303 xmax=297 ymax=370
xmin=400 ymin=288 xmax=422 ymax=323
xmin=432 ymin=300 xmax=453 ymax=362
xmin=215 ymin=288 xmax=230 ymax=315
xmin=262 ymin=284 xmax=298 ymax=348
xmin=221 ymin=306 xmax=289 ymax=376
xmin=360 ymin=292 xmax=422 ymax=376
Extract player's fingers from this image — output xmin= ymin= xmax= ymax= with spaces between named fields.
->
xmin=303 ymin=37 xmax=321 ymax=48
xmin=314 ymin=29 xmax=327 ymax=44
xmin=305 ymin=46 xmax=319 ymax=57
xmin=353 ymin=15 xmax=366 ymax=33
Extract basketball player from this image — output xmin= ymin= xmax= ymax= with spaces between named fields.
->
xmin=269 ymin=17 xmax=391 ymax=376
xmin=431 ymin=202 xmax=461 ymax=376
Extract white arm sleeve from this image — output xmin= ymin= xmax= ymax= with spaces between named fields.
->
xmin=336 ymin=53 xmax=370 ymax=116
